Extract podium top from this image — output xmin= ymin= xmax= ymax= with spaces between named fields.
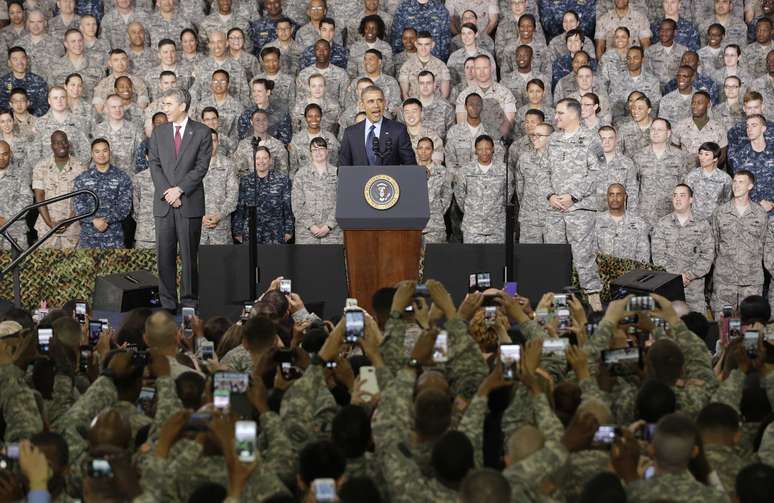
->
xmin=336 ymin=165 xmax=430 ymax=230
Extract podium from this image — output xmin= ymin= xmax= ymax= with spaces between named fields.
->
xmin=336 ymin=166 xmax=430 ymax=313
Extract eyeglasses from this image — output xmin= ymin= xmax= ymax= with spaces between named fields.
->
xmin=309 ymin=6 xmax=325 ymax=11
xmin=724 ymin=84 xmax=740 ymax=88
xmin=212 ymin=79 xmax=228 ymax=84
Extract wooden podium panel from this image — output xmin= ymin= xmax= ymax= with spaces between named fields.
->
xmin=344 ymin=229 xmax=422 ymax=313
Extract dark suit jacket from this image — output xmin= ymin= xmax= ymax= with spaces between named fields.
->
xmin=339 ymin=117 xmax=417 ymax=167
xmin=148 ymin=119 xmax=213 ymax=218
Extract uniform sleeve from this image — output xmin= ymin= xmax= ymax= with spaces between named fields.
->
xmin=280 ymin=364 xmax=338 ymax=447
xmin=0 ymin=364 xmax=44 ymax=441
xmin=710 ymin=368 xmax=744 ymax=414
xmin=671 ymin=320 xmax=716 ymax=384
xmin=107 ymin=172 xmax=133 ymax=224
xmin=650 ymin=222 xmax=667 ymax=268
xmin=290 ymin=173 xmax=310 ymax=229
xmin=372 ymin=367 xmax=415 ymax=451
xmin=72 ymin=174 xmax=89 ymax=216
xmin=635 ymin=221 xmax=651 ymax=263
xmin=445 ymin=318 xmax=488 ymax=400
xmin=282 ymin=176 xmax=294 ymax=236
xmin=453 ymin=169 xmax=467 ymax=212
xmin=222 ymin=162 xmax=240 ymax=217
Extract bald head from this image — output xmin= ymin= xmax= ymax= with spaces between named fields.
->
xmin=143 ymin=311 xmax=177 ymax=350
xmin=0 ymin=141 xmax=11 ymax=170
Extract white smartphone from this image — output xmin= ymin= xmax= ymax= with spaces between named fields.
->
xmin=500 ymin=344 xmax=521 ymax=380
xmin=542 ymin=338 xmax=569 ymax=354
xmin=235 ymin=420 xmax=257 ymax=463
xmin=359 ymin=366 xmax=379 ymax=395
xmin=199 ymin=340 xmax=214 ymax=361
xmin=432 ymin=331 xmax=448 ymax=363
xmin=182 ymin=307 xmax=195 ymax=337
xmin=280 ymin=279 xmax=292 ymax=294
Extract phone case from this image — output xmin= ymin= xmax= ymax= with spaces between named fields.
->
xmin=359 ymin=366 xmax=379 ymax=395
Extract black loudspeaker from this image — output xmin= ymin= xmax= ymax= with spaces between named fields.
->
xmin=93 ymin=270 xmax=161 ymax=312
xmin=611 ymin=269 xmax=685 ymax=301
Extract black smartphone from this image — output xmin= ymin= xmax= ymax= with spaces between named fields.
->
xmin=79 ymin=346 xmax=91 ymax=372
xmin=88 ymin=320 xmax=102 ymax=348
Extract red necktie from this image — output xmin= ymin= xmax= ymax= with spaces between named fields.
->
xmin=174 ymin=125 xmax=182 ymax=157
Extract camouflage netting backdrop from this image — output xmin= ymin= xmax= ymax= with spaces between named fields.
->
xmin=0 ymin=249 xmax=181 ymax=309
xmin=0 ymin=249 xmax=662 ymax=310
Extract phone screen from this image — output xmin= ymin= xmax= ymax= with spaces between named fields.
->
xmin=542 ymin=338 xmax=569 ymax=354
xmin=476 ymin=272 xmax=491 ymax=289
xmin=280 ymin=279 xmax=292 ymax=294
xmin=37 ymin=328 xmax=52 ymax=353
xmin=345 ymin=310 xmax=365 ymax=343
xmin=182 ymin=307 xmax=195 ymax=331
xmin=744 ymin=331 xmax=760 ymax=356
xmin=627 ymin=296 xmax=655 ymax=311
xmin=214 ymin=372 xmax=249 ymax=409
xmin=75 ymin=302 xmax=87 ymax=322
xmin=235 ymin=420 xmax=257 ymax=462
xmin=593 ymin=425 xmax=617 ymax=445
xmin=88 ymin=321 xmax=102 ymax=347
xmin=500 ymin=344 xmax=521 ymax=380
xmin=312 ymin=478 xmax=337 ymax=502
xmin=4 ymin=444 xmax=19 ymax=460
xmin=241 ymin=303 xmax=252 ymax=320
xmin=432 ymin=331 xmax=448 ymax=363
xmin=503 ymin=282 xmax=518 ymax=296
xmin=200 ymin=341 xmax=214 ymax=360
xmin=553 ymin=294 xmax=568 ymax=308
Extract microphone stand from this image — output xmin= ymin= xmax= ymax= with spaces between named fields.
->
xmin=247 ymin=136 xmax=261 ymax=300
xmin=504 ymin=152 xmax=515 ymax=284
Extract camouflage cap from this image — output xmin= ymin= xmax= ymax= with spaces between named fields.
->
xmin=0 ymin=320 xmax=22 ymax=339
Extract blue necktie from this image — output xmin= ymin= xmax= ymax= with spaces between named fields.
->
xmin=366 ymin=124 xmax=377 ymax=166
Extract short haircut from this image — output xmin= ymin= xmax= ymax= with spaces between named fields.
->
xmin=460 ymin=469 xmax=510 ymax=503
xmin=402 ymin=97 xmax=422 ymax=109
xmin=724 ymin=75 xmax=742 ymax=87
xmin=64 ymin=28 xmax=82 ymax=40
xmin=696 ymin=402 xmax=740 ymax=435
xmin=693 ymin=90 xmax=711 ymax=103
xmin=320 ymin=16 xmax=336 ymax=28
xmin=636 ymin=379 xmax=677 ymax=423
xmin=260 ymin=46 xmax=281 ymax=59
xmin=227 ymin=27 xmax=244 ymax=39
xmin=304 ymin=102 xmax=322 ymax=116
xmin=744 ymin=91 xmax=764 ymax=104
xmin=157 ymin=38 xmax=176 ymax=49
xmin=578 ymin=472 xmax=627 ymax=503
xmin=201 ymin=106 xmax=219 ymax=118
xmin=417 ymin=136 xmax=434 ymax=149
xmin=309 ymin=136 xmax=328 ymax=150
xmin=417 ymin=70 xmax=435 ymax=80
xmin=698 ymin=141 xmax=721 ymax=158
xmin=7 ymin=46 xmax=26 ymax=58
xmin=653 ymin=117 xmax=672 ymax=130
xmin=736 ymin=463 xmax=774 ymax=503
xmin=524 ymin=108 xmax=545 ymax=121
xmin=518 ymin=14 xmax=536 ymax=27
xmin=298 ymin=440 xmax=346 ymax=484
xmin=708 ymin=23 xmax=726 ymax=36
xmin=251 ymin=78 xmax=275 ymax=91
xmin=647 ymin=338 xmax=685 ymax=384
xmin=414 ymin=389 xmax=452 ymax=437
xmin=461 ymin=22 xmax=478 ymax=33
xmin=557 ymin=98 xmax=582 ymax=118
xmin=212 ymin=69 xmax=230 ymax=81
xmin=527 ymin=78 xmax=545 ymax=90
xmin=332 ymin=405 xmax=371 ymax=458
xmin=464 ymin=92 xmax=482 ymax=105
xmin=627 ymin=45 xmax=644 ymax=57
xmin=474 ymin=134 xmax=494 ymax=148
xmin=740 ymin=295 xmax=771 ymax=324
xmin=65 ymin=73 xmax=82 ymax=85
xmin=746 ymin=113 xmax=767 ymax=127
xmin=735 ymin=169 xmax=756 ymax=185
xmin=674 ymin=183 xmax=694 ymax=197
xmin=725 ymin=43 xmax=742 ymax=56
xmin=364 ymin=48 xmax=383 ymax=60
xmin=615 ymin=26 xmax=631 ymax=38
xmin=90 ymin=137 xmax=110 ymax=150
xmin=598 ymin=125 xmax=616 ymax=135
xmin=653 ymin=413 xmax=698 ymax=471
xmin=416 ymin=30 xmax=433 ymax=40
xmin=660 ymin=18 xmax=677 ymax=31
xmin=242 ymin=316 xmax=276 ymax=350
xmin=431 ymin=431 xmax=474 ymax=482
xmin=159 ymin=70 xmax=177 ymax=80
xmin=161 ymin=88 xmax=191 ymax=112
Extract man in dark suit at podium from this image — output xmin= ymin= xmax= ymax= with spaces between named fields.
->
xmin=339 ymin=86 xmax=417 ymax=166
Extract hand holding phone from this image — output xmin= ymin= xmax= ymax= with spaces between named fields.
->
xmin=345 ymin=310 xmax=365 ymax=343
xmin=235 ymin=420 xmax=257 ymax=463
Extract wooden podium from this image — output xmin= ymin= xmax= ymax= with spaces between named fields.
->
xmin=336 ymin=166 xmax=430 ymax=314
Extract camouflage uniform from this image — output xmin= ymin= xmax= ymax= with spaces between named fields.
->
xmin=295 ymin=23 xmax=345 ymax=52
xmin=344 ymin=72 xmax=402 ymax=113
xmin=663 ymin=73 xmax=721 ymax=104
xmin=515 ymin=103 xmax=555 ymax=129
xmin=47 ymin=57 xmax=103 ymax=100
xmin=698 ymin=16 xmax=749 ymax=49
xmin=397 ymin=54 xmax=452 ymax=98
xmin=230 ymin=50 xmax=262 ymax=84
xmin=728 ymin=141 xmax=774 ymax=212
xmin=143 ymin=63 xmax=194 ymax=101
xmin=515 ymin=143 xmax=550 ymax=243
xmin=671 ymin=116 xmax=728 ymax=165
xmin=198 ymin=11 xmax=253 ymax=53
xmin=131 ymin=167 xmax=155 ymax=249
xmin=455 ymin=83 xmax=517 ymax=137
xmin=73 ymin=164 xmax=133 ymax=248
xmin=16 ymin=33 xmax=64 ymax=77
xmin=389 ymin=0 xmax=451 ymax=60
xmin=595 ymin=6 xmax=652 ymax=49
xmin=290 ymin=97 xmax=340 ymax=135
xmin=742 ymin=42 xmax=772 ymax=79
xmin=626 ymin=470 xmax=728 ymax=503
xmin=711 ymin=200 xmax=772 ymax=314
xmin=542 ymin=126 xmax=603 ymax=291
xmin=657 ymin=90 xmax=693 ymax=127
xmin=500 ymin=40 xmax=551 ymax=76
xmin=444 ymin=122 xmax=505 ymax=182
xmin=0 ymin=71 xmax=49 ymax=117
xmin=288 ymin=129 xmax=340 ymax=178
xmin=751 ymin=74 xmax=774 ymax=118
xmin=296 ymin=64 xmax=351 ymax=106
xmin=633 ymin=144 xmax=690 ymax=227
xmin=503 ymin=70 xmax=552 ymax=111
xmin=608 ymin=70 xmax=662 ymax=118
xmin=537 ymin=0 xmax=597 ymax=41
xmin=617 ymin=120 xmax=652 ymax=156
xmin=232 ymin=169 xmax=294 ymax=243
xmin=0 ymin=159 xmax=31 ymax=250
xmin=595 ymin=152 xmax=639 ymax=211
xmin=32 ymin=111 xmax=92 ymax=164
xmin=263 ymin=39 xmax=304 ymax=76
xmin=299 ymin=41 xmax=349 ymax=71
xmin=644 ymin=42 xmax=688 ymax=88
xmin=127 ymin=47 xmax=158 ymax=76
xmin=682 ymin=167 xmax=733 ymax=221
xmin=0 ymin=364 xmax=43 ymax=440
xmin=249 ymin=17 xmax=298 ymax=57
xmin=495 ymin=14 xmax=547 ymax=59
xmin=447 ymin=47 xmax=496 ymax=87
xmin=348 ymin=40 xmax=396 ymax=78
xmin=291 ymin=163 xmax=342 ymax=244
xmin=710 ymin=100 xmax=744 ymax=133
xmin=346 ymin=9 xmax=395 ymax=48
xmin=48 ymin=13 xmax=81 ymax=41
xmin=407 ymin=125 xmax=444 ymax=164
xmin=31 ymin=155 xmax=86 ymax=249
xmin=593 ymin=210 xmax=650 ymax=262
xmin=704 ymin=443 xmax=752 ymax=497
xmin=236 ymin=104 xmax=292 ymax=145
xmin=145 ymin=12 xmax=193 ymax=47
xmin=100 ymin=5 xmax=147 ymax=49
xmin=650 ymin=16 xmax=701 ymax=51
xmin=91 ymin=120 xmax=144 ymax=176
xmin=235 ymin=134 xmax=290 ymax=176
xmin=698 ymin=45 xmax=724 ymax=72
xmin=597 ymin=50 xmax=628 ymax=87
xmin=191 ymin=57 xmax=251 ymax=107
xmin=405 ymin=97 xmax=455 ymax=140
xmin=191 ymin=92 xmax=243 ymax=141
xmin=424 ymin=162 xmax=452 ymax=243
xmin=455 ymin=160 xmax=514 ymax=243
xmin=201 ymin=154 xmax=239 ymax=245
xmin=253 ymin=71 xmax=297 ymax=115
xmin=93 ymin=73 xmax=150 ymax=110
xmin=727 ymin=120 xmax=774 ymax=157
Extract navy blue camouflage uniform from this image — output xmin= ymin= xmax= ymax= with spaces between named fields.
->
xmin=390 ymin=0 xmax=451 ymax=61
xmin=651 ymin=17 xmax=700 ymax=51
xmin=662 ymin=73 xmax=720 ymax=104
xmin=74 ymin=0 xmax=104 ymax=23
xmin=249 ymin=17 xmax=298 ymax=57
xmin=729 ymin=142 xmax=774 ymax=214
xmin=135 ymin=138 xmax=150 ymax=173
xmin=232 ymin=169 xmax=294 ymax=243
xmin=727 ymin=119 xmax=774 ymax=160
xmin=237 ymin=105 xmax=292 ymax=145
xmin=73 ymin=164 xmax=133 ymax=248
xmin=299 ymin=43 xmax=349 ymax=70
xmin=0 ymin=72 xmax=49 ymax=116
xmin=538 ymin=0 xmax=597 ymax=41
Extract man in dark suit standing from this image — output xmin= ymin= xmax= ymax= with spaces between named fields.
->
xmin=339 ymin=85 xmax=417 ymax=166
xmin=148 ymin=88 xmax=212 ymax=312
